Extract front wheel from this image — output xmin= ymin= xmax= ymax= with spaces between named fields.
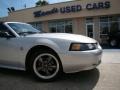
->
xmin=29 ymin=51 xmax=62 ymax=81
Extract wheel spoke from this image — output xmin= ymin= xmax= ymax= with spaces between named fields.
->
xmin=37 ymin=67 xmax=43 ymax=71
xmin=45 ymin=69 xmax=51 ymax=75
xmin=47 ymin=65 xmax=57 ymax=71
xmin=47 ymin=67 xmax=53 ymax=71
xmin=38 ymin=57 xmax=43 ymax=63
xmin=49 ymin=65 xmax=57 ymax=69
xmin=47 ymin=56 xmax=52 ymax=63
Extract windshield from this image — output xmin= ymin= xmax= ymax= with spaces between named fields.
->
xmin=8 ymin=23 xmax=41 ymax=36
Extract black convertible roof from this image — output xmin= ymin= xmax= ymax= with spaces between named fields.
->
xmin=0 ymin=21 xmax=4 ymax=24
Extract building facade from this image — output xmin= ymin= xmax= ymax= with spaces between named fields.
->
xmin=6 ymin=0 xmax=120 ymax=44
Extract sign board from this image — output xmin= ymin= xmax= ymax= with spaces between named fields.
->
xmin=33 ymin=1 xmax=111 ymax=17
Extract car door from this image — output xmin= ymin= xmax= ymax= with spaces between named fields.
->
xmin=0 ymin=23 xmax=23 ymax=68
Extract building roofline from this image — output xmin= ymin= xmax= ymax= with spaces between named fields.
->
xmin=10 ymin=0 xmax=82 ymax=13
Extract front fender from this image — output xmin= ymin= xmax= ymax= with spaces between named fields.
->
xmin=35 ymin=38 xmax=62 ymax=54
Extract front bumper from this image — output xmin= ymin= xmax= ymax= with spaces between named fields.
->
xmin=59 ymin=49 xmax=102 ymax=73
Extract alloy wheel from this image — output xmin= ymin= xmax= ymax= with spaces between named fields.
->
xmin=33 ymin=53 xmax=59 ymax=80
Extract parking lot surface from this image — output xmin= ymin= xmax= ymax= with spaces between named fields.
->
xmin=0 ymin=49 xmax=120 ymax=90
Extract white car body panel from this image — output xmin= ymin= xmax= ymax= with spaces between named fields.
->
xmin=0 ymin=22 xmax=102 ymax=73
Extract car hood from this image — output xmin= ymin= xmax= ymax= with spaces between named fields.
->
xmin=26 ymin=33 xmax=97 ymax=43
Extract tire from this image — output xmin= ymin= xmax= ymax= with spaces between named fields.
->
xmin=28 ymin=50 xmax=62 ymax=81
xmin=109 ymin=39 xmax=117 ymax=47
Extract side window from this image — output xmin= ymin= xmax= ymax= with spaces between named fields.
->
xmin=0 ymin=23 xmax=14 ymax=37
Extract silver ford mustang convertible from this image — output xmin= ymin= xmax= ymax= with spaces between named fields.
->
xmin=0 ymin=22 xmax=102 ymax=81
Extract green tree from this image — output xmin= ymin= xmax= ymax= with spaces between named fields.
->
xmin=35 ymin=0 xmax=49 ymax=6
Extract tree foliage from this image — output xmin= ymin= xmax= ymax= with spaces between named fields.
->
xmin=36 ymin=0 xmax=49 ymax=6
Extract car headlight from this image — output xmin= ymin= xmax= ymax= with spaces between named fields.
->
xmin=69 ymin=43 xmax=97 ymax=51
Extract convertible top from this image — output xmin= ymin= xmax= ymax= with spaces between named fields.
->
xmin=0 ymin=21 xmax=4 ymax=24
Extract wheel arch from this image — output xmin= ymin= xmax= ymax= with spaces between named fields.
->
xmin=25 ymin=45 xmax=63 ymax=71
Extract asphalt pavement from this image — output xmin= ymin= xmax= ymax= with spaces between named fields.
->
xmin=0 ymin=49 xmax=120 ymax=90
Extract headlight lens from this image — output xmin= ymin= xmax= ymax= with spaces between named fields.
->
xmin=70 ymin=43 xmax=81 ymax=51
xmin=69 ymin=43 xmax=97 ymax=51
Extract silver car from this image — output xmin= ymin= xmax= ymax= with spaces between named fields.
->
xmin=0 ymin=22 xmax=102 ymax=81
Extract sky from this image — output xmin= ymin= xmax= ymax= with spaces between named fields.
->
xmin=0 ymin=0 xmax=72 ymax=18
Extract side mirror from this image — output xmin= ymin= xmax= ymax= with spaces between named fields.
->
xmin=0 ymin=32 xmax=12 ymax=38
